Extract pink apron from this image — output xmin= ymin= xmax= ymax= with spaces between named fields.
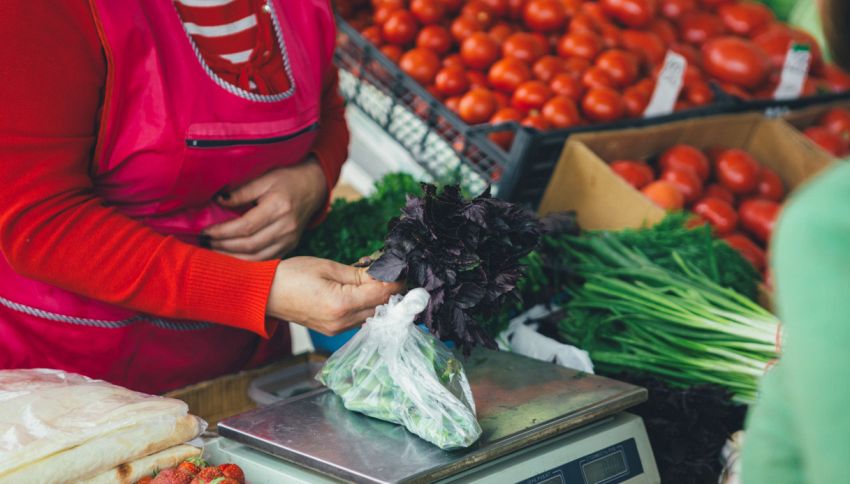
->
xmin=0 ymin=0 xmax=337 ymax=394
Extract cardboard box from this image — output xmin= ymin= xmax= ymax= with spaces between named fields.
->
xmin=538 ymin=112 xmax=834 ymax=230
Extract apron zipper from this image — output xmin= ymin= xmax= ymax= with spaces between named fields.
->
xmin=186 ymin=123 xmax=318 ymax=148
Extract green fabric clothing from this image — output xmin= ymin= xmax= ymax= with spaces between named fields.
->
xmin=742 ymin=162 xmax=850 ymax=483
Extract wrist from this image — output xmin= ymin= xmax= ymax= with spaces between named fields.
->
xmin=267 ymin=261 xmax=289 ymax=321
xmin=303 ymin=155 xmax=329 ymax=215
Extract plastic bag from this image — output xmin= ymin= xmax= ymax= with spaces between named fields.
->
xmin=317 ymin=288 xmax=482 ymax=450
xmin=0 ymin=369 xmax=205 ymax=483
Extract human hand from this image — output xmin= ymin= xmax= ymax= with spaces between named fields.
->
xmin=203 ymin=159 xmax=327 ymax=261
xmin=266 ymin=256 xmax=403 ymax=335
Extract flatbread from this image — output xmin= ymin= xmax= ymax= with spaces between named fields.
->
xmin=81 ymin=444 xmax=202 ymax=484
xmin=0 ymin=414 xmax=202 ymax=484
xmin=0 ymin=369 xmax=194 ymax=477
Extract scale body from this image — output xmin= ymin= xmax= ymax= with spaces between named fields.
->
xmin=212 ymin=349 xmax=660 ymax=484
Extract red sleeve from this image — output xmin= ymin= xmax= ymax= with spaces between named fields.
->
xmin=310 ymin=66 xmax=350 ymax=220
xmin=0 ymin=1 xmax=279 ymax=337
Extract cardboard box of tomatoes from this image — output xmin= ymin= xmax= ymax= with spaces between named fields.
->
xmin=537 ymin=111 xmax=833 ymax=293
xmin=780 ymin=100 xmax=850 ymax=159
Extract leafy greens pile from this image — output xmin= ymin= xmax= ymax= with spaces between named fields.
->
xmin=367 ymin=184 xmax=542 ymax=354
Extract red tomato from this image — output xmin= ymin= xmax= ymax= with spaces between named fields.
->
xmin=507 ymin=0 xmax=527 ymax=19
xmin=623 ymin=86 xmax=650 ymax=117
xmin=416 ymin=25 xmax=452 ymax=55
xmin=633 ymin=78 xmax=657 ymax=97
xmin=375 ymin=5 xmax=402 ymax=25
xmin=467 ymin=70 xmax=489 ymax=88
xmin=702 ymin=37 xmax=771 ymax=89
xmin=756 ymin=166 xmax=785 ymax=201
xmin=493 ymin=90 xmax=511 ymax=108
xmin=739 ymin=198 xmax=780 ymax=243
xmin=582 ymin=66 xmax=617 ymax=90
xmin=445 ymin=95 xmax=462 ymax=113
xmin=700 ymin=0 xmax=736 ymax=8
xmin=717 ymin=2 xmax=773 ymax=37
xmin=610 ymin=160 xmax=655 ymax=189
xmin=410 ymin=0 xmax=445 ymax=24
xmin=569 ymin=13 xmax=600 ymax=34
xmin=823 ymin=64 xmax=850 ymax=92
xmin=660 ymin=0 xmax=696 ymax=20
xmin=383 ymin=10 xmax=419 ymax=46
xmin=693 ymin=197 xmax=738 ymax=235
xmin=379 ymin=44 xmax=403 ymax=63
xmin=670 ymin=43 xmax=702 ymax=66
xmin=819 ymin=108 xmax=850 ymax=140
xmin=480 ymin=0 xmax=510 ymax=16
xmin=685 ymin=80 xmax=714 ymax=106
xmin=557 ymin=31 xmax=603 ymax=61
xmin=542 ymin=96 xmax=581 ymax=128
xmin=752 ymin=24 xmax=823 ymax=73
xmin=437 ymin=0 xmax=464 ymax=12
xmin=620 ymin=30 xmax=666 ymax=66
xmin=661 ymin=167 xmax=703 ymax=204
xmin=504 ymin=32 xmax=547 ymax=63
xmin=523 ymin=0 xmax=567 ymax=32
xmin=450 ymin=17 xmax=483 ymax=43
xmin=489 ymin=107 xmax=524 ymax=149
xmin=642 ymin=180 xmax=685 ymax=210
xmin=461 ymin=1 xmax=497 ymax=29
xmin=723 ymin=233 xmax=765 ymax=271
xmin=550 ymin=72 xmax=585 ymax=102
xmin=804 ymin=126 xmax=850 ymax=157
xmin=679 ymin=11 xmax=725 ymax=45
xmin=461 ymin=32 xmax=500 ymax=70
xmin=459 ymin=87 xmax=498 ymax=124
xmin=488 ymin=57 xmax=533 ymax=93
xmin=659 ymin=144 xmax=710 ymax=180
xmin=489 ymin=22 xmax=515 ymax=45
xmin=594 ymin=50 xmax=639 ymax=87
xmin=400 ymin=48 xmax=441 ymax=85
xmin=649 ymin=18 xmax=678 ymax=45
xmin=434 ymin=66 xmax=470 ymax=96
xmin=533 ymin=56 xmax=566 ymax=83
xmin=600 ymin=0 xmax=658 ymax=28
xmin=704 ymin=183 xmax=735 ymax=205
xmin=521 ymin=112 xmax=552 ymax=130
xmin=512 ymin=80 xmax=554 ymax=110
xmin=716 ymin=148 xmax=761 ymax=194
xmin=581 ymin=87 xmax=626 ymax=122
xmin=361 ymin=26 xmax=383 ymax=45
xmin=563 ymin=57 xmax=592 ymax=78
xmin=443 ymin=54 xmax=464 ymax=68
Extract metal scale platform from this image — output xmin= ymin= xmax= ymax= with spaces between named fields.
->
xmin=209 ymin=349 xmax=660 ymax=484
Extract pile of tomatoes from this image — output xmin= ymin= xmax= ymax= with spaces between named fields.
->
xmin=338 ymin=0 xmax=850 ymax=151
xmin=610 ymin=144 xmax=783 ymax=273
xmin=801 ymin=107 xmax=850 ymax=157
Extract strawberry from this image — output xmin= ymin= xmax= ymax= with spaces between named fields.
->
xmin=137 ymin=477 xmax=154 ymax=484
xmin=151 ymin=468 xmax=194 ymax=484
xmin=177 ymin=461 xmax=201 ymax=476
xmin=196 ymin=466 xmax=223 ymax=482
xmin=217 ymin=464 xmax=245 ymax=483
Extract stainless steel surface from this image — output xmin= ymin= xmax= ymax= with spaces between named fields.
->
xmin=218 ymin=349 xmax=646 ymax=484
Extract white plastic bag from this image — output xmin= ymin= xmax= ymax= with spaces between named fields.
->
xmin=317 ymin=288 xmax=482 ymax=450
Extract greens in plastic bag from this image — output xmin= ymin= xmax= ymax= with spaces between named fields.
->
xmin=317 ymin=288 xmax=482 ymax=450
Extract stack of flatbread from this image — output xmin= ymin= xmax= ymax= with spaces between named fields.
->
xmin=0 ymin=369 xmax=204 ymax=484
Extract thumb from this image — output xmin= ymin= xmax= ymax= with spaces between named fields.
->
xmin=218 ymin=176 xmax=269 ymax=207
xmin=327 ymin=263 xmax=375 ymax=286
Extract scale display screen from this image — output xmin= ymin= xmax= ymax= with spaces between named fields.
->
xmin=520 ymin=439 xmax=642 ymax=484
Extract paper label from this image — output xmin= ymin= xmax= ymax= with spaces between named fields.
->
xmin=773 ymin=44 xmax=812 ymax=100
xmin=643 ymin=50 xmax=687 ymax=118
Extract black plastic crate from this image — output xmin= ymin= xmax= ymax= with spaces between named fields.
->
xmin=334 ymin=18 xmax=737 ymax=207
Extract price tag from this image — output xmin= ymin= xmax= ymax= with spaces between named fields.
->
xmin=773 ymin=44 xmax=812 ymax=100
xmin=643 ymin=50 xmax=687 ymax=118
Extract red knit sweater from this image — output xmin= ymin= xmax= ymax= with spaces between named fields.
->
xmin=0 ymin=1 xmax=349 ymax=337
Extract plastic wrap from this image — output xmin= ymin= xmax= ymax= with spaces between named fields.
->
xmin=0 ymin=369 xmax=205 ymax=483
xmin=317 ymin=289 xmax=482 ymax=450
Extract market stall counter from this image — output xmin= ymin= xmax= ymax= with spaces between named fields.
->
xmin=205 ymin=348 xmax=658 ymax=484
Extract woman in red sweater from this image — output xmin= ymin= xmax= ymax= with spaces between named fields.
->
xmin=0 ymin=0 xmax=400 ymax=393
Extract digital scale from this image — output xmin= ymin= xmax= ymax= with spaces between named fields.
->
xmin=206 ymin=349 xmax=660 ymax=484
